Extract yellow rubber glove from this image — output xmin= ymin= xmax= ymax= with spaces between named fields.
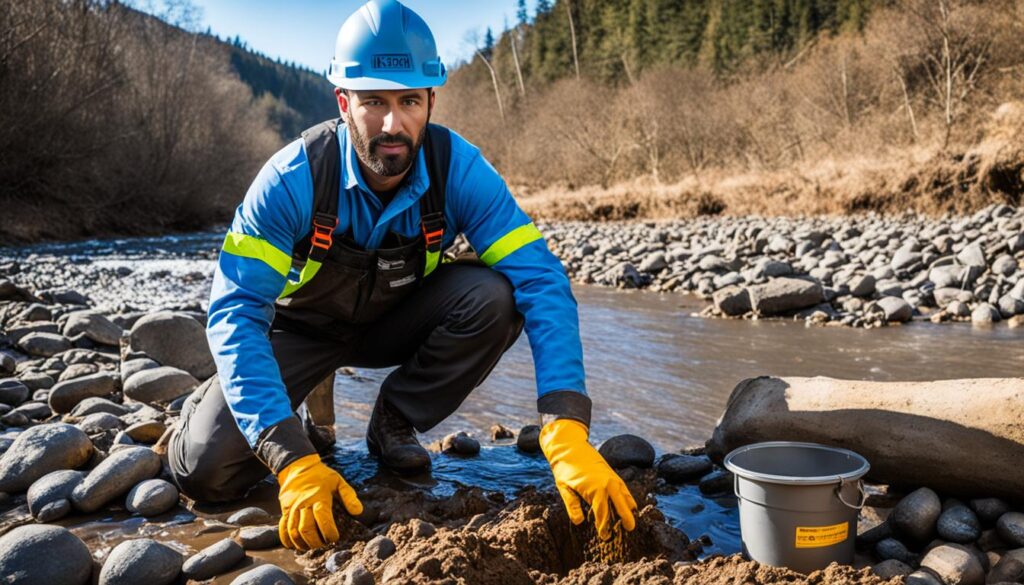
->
xmin=276 ymin=454 xmax=363 ymax=551
xmin=539 ymin=419 xmax=638 ymax=540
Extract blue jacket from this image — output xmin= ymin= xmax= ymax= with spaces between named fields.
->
xmin=208 ymin=125 xmax=587 ymax=448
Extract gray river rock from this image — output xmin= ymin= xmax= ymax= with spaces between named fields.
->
xmin=120 ymin=357 xmax=160 ymax=384
xmin=227 ymin=506 xmax=274 ymax=526
xmin=920 ymin=543 xmax=985 ymax=585
xmin=128 ymin=311 xmax=215 ymax=379
xmin=598 ymin=434 xmax=656 ymax=469
xmin=123 ymin=365 xmax=198 ymax=406
xmin=125 ymin=478 xmax=179 ymax=517
xmin=0 ymin=524 xmax=92 ymax=585
xmin=230 ymin=564 xmax=295 ymax=585
xmin=0 ymin=378 xmax=29 ymax=406
xmin=48 ymin=371 xmax=120 ymax=414
xmin=98 ymin=539 xmax=182 ymax=585
xmin=27 ymin=469 xmax=86 ymax=522
xmin=18 ymin=331 xmax=72 ymax=357
xmin=997 ymin=512 xmax=1024 ymax=547
xmin=71 ymin=446 xmax=161 ymax=513
xmin=62 ymin=312 xmax=124 ymax=346
xmin=0 ymin=423 xmax=93 ymax=492
xmin=182 ymin=538 xmax=245 ymax=581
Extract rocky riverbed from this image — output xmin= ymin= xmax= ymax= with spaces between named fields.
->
xmin=1 ymin=274 xmax=1023 ymax=583
xmin=536 ymin=204 xmax=1024 ymax=329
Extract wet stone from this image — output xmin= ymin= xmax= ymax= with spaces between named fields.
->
xmin=441 ymin=431 xmax=480 ymax=456
xmin=987 ymin=549 xmax=1024 ymax=584
xmin=125 ymin=478 xmax=179 ymax=517
xmin=182 ymin=538 xmax=245 ymax=581
xmin=235 ymin=525 xmax=281 ymax=550
xmin=516 ymin=425 xmax=541 ymax=453
xmin=893 ymin=487 xmax=941 ymax=544
xmin=997 ymin=512 xmax=1024 ymax=547
xmin=970 ymin=498 xmax=1009 ymax=526
xmin=0 ymin=410 xmax=29 ymax=427
xmin=71 ymin=446 xmax=161 ymax=513
xmin=920 ymin=543 xmax=985 ymax=585
xmin=0 ymin=524 xmax=92 ymax=585
xmin=230 ymin=564 xmax=295 ymax=585
xmin=365 ymin=534 xmax=396 ymax=560
xmin=0 ymin=378 xmax=29 ymax=406
xmin=875 ymin=537 xmax=917 ymax=565
xmin=489 ymin=423 xmax=514 ymax=441
xmin=905 ymin=570 xmax=943 ymax=585
xmin=12 ymin=401 xmax=51 ymax=420
xmin=598 ymin=434 xmax=655 ymax=469
xmin=227 ymin=506 xmax=273 ymax=526
xmin=27 ymin=469 xmax=86 ymax=521
xmin=872 ymin=559 xmax=913 ymax=579
xmin=657 ymin=454 xmax=713 ymax=483
xmin=698 ymin=470 xmax=734 ymax=495
xmin=0 ymin=422 xmax=93 ymax=493
xmin=99 ymin=538 xmax=182 ymax=585
xmin=937 ymin=503 xmax=982 ymax=543
xmin=62 ymin=312 xmax=123 ymax=346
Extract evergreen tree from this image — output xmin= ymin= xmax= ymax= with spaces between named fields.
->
xmin=482 ymin=27 xmax=495 ymax=59
xmin=517 ymin=0 xmax=529 ymax=26
xmin=536 ymin=0 xmax=552 ymax=17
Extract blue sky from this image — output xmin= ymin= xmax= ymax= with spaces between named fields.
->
xmin=156 ymin=1 xmax=538 ymax=72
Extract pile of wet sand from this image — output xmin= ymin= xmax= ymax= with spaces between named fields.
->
xmin=297 ymin=470 xmax=898 ymax=585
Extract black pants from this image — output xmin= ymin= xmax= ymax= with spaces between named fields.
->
xmin=168 ymin=264 xmax=523 ymax=502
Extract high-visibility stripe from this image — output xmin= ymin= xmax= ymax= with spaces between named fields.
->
xmin=280 ymin=259 xmax=322 ymax=298
xmin=222 ymin=232 xmax=292 ymax=277
xmin=424 ymin=250 xmax=440 ymax=276
xmin=479 ymin=223 xmax=544 ymax=266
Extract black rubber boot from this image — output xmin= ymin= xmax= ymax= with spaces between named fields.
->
xmin=366 ymin=394 xmax=431 ymax=474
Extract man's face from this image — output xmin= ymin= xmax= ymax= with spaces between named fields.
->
xmin=338 ymin=88 xmax=433 ymax=178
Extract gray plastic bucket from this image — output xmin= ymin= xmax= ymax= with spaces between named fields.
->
xmin=724 ymin=441 xmax=870 ymax=574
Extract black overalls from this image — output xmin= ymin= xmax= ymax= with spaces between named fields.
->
xmin=168 ymin=121 xmax=524 ymax=503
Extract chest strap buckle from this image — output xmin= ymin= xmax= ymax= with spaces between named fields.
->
xmin=421 ymin=212 xmax=445 ymax=253
xmin=311 ymin=212 xmax=338 ymax=254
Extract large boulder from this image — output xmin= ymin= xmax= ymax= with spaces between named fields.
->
xmin=62 ymin=312 xmax=124 ymax=347
xmin=128 ymin=312 xmax=215 ymax=379
xmin=746 ymin=278 xmax=824 ymax=316
xmin=48 ymin=372 xmax=120 ymax=414
xmin=0 ymin=524 xmax=92 ymax=585
xmin=0 ymin=423 xmax=93 ymax=492
xmin=707 ymin=376 xmax=1024 ymax=499
xmin=123 ymin=366 xmax=198 ymax=406
xmin=713 ymin=286 xmax=751 ymax=316
xmin=71 ymin=447 xmax=161 ymax=513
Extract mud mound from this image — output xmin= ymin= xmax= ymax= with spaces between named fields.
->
xmin=673 ymin=554 xmax=901 ymax=585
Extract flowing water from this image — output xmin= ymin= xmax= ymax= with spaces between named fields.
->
xmin=3 ymin=231 xmax=1023 ymax=581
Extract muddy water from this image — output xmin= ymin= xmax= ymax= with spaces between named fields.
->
xmin=4 ymin=232 xmax=1023 ymax=581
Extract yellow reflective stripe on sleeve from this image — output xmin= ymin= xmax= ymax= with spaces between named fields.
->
xmin=424 ymin=250 xmax=440 ymax=276
xmin=222 ymin=232 xmax=292 ymax=277
xmin=279 ymin=259 xmax=322 ymax=298
xmin=479 ymin=223 xmax=544 ymax=266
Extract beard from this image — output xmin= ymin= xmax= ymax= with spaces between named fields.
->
xmin=347 ymin=115 xmax=428 ymax=177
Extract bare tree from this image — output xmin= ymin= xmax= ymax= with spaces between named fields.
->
xmin=565 ymin=0 xmax=580 ymax=80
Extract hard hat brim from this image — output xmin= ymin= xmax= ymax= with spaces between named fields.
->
xmin=328 ymin=73 xmax=447 ymax=91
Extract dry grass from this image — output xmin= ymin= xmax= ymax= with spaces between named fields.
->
xmin=517 ymin=101 xmax=1024 ymax=221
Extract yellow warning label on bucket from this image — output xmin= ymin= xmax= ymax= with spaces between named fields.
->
xmin=795 ymin=522 xmax=849 ymax=549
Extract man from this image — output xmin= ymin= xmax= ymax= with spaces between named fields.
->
xmin=167 ymin=0 xmax=636 ymax=552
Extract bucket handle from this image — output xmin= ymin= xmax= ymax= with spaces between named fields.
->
xmin=835 ymin=477 xmax=867 ymax=510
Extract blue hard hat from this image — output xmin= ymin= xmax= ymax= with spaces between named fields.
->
xmin=327 ymin=0 xmax=447 ymax=90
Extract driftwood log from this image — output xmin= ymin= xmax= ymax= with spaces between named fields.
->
xmin=706 ymin=376 xmax=1024 ymax=499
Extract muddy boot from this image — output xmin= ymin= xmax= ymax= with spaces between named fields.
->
xmin=366 ymin=394 xmax=431 ymax=474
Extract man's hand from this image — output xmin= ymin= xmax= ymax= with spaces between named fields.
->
xmin=539 ymin=419 xmax=638 ymax=540
xmin=276 ymin=454 xmax=363 ymax=550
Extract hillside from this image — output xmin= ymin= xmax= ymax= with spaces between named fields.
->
xmin=0 ymin=0 xmax=335 ymax=243
xmin=434 ymin=0 xmax=1024 ymax=219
